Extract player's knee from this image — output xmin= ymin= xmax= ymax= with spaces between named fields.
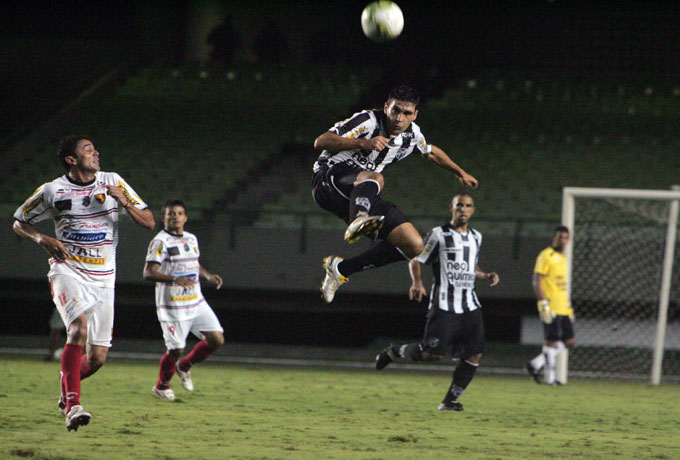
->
xmin=403 ymin=235 xmax=424 ymax=259
xmin=168 ymin=348 xmax=183 ymax=359
xmin=355 ymin=172 xmax=384 ymax=190
xmin=564 ymin=338 xmax=575 ymax=348
xmin=206 ymin=332 xmax=224 ymax=349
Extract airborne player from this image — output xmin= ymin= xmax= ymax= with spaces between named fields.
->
xmin=312 ymin=85 xmax=479 ymax=303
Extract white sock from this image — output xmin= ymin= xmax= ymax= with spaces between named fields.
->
xmin=530 ymin=352 xmax=545 ymax=370
xmin=543 ymin=342 xmax=565 ymax=384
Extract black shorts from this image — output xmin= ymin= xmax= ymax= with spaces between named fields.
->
xmin=543 ymin=315 xmax=575 ymax=342
xmin=311 ymin=163 xmax=409 ymax=239
xmin=420 ymin=307 xmax=485 ymax=359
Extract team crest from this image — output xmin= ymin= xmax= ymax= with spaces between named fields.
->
xmin=95 ymin=193 xmax=106 ymax=203
xmin=184 ymin=243 xmax=190 ymax=252
xmin=82 ymin=196 xmax=91 ymax=207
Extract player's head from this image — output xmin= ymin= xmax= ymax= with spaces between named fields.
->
xmin=384 ymin=85 xmax=419 ymax=135
xmin=450 ymin=192 xmax=475 ymax=226
xmin=160 ymin=199 xmax=188 ymax=234
xmin=57 ymin=135 xmax=99 ymax=173
xmin=552 ymin=225 xmax=570 ymax=252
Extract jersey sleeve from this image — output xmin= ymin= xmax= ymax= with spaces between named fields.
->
xmin=534 ymin=250 xmax=549 ymax=275
xmin=414 ymin=129 xmax=432 ymax=155
xmin=414 ymin=229 xmax=439 ymax=264
xmin=329 ymin=111 xmax=375 ymax=139
xmin=13 ymin=183 xmax=56 ymax=224
xmin=112 ymin=173 xmax=148 ymax=210
xmin=146 ymin=238 xmax=166 ymax=264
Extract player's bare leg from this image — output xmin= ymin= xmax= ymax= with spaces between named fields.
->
xmin=385 ymin=222 xmax=424 ymax=259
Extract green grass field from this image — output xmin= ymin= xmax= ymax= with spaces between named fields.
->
xmin=1 ymin=355 xmax=678 ymax=460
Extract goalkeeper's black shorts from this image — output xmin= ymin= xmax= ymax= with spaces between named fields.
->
xmin=544 ymin=315 xmax=575 ymax=342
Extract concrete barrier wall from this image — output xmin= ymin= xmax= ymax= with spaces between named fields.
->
xmin=1 ymin=214 xmax=544 ymax=299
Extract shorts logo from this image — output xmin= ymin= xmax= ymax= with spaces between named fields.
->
xmin=168 ymin=325 xmax=176 ymax=335
xmin=58 ymin=292 xmax=67 ymax=306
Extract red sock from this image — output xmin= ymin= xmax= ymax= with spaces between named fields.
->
xmin=179 ymin=340 xmax=214 ymax=371
xmin=80 ymin=354 xmax=96 ymax=380
xmin=61 ymin=344 xmax=83 ymax=412
xmin=157 ymin=352 xmax=177 ymax=390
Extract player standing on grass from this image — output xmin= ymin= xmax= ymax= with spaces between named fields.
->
xmin=526 ymin=226 xmax=574 ymax=385
xmin=144 ymin=199 xmax=224 ymax=401
xmin=375 ymin=193 xmax=499 ymax=411
xmin=12 ymin=135 xmax=155 ymax=431
xmin=312 ymin=85 xmax=478 ymax=303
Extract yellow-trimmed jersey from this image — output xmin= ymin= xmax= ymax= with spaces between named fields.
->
xmin=534 ymin=247 xmax=572 ymax=315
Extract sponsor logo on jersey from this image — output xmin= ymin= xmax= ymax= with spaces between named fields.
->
xmin=62 ymin=230 xmax=106 ymax=243
xmin=22 ymin=193 xmax=43 ymax=217
xmin=69 ymin=254 xmax=105 ymax=265
xmin=55 ymin=199 xmax=72 ymax=211
xmin=168 ymin=246 xmax=180 ymax=256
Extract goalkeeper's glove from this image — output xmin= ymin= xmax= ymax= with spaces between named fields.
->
xmin=538 ymin=299 xmax=554 ymax=324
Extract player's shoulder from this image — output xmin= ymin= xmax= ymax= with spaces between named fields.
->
xmin=408 ymin=120 xmax=424 ymax=135
xmin=469 ymin=227 xmax=482 ymax=240
xmin=96 ymin=171 xmax=123 ymax=184
xmin=181 ymin=230 xmax=198 ymax=241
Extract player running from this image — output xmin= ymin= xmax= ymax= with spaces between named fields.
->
xmin=12 ymin=135 xmax=154 ymax=431
xmin=375 ymin=193 xmax=499 ymax=411
xmin=312 ymin=85 xmax=478 ymax=303
xmin=144 ymin=200 xmax=224 ymax=400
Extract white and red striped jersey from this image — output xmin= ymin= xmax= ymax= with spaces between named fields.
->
xmin=145 ymin=229 xmax=204 ymax=322
xmin=13 ymin=171 xmax=147 ymax=288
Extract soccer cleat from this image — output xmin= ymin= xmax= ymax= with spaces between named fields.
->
xmin=526 ymin=362 xmax=541 ymax=384
xmin=375 ymin=345 xmax=397 ymax=370
xmin=176 ymin=363 xmax=194 ymax=392
xmin=437 ymin=401 xmax=464 ymax=411
xmin=152 ymin=386 xmax=176 ymax=400
xmin=65 ymin=405 xmax=91 ymax=431
xmin=546 ymin=381 xmax=563 ymax=386
xmin=344 ymin=213 xmax=384 ymax=244
xmin=321 ymin=256 xmax=348 ymax=303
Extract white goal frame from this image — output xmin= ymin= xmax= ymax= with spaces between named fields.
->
xmin=561 ymin=186 xmax=680 ymax=385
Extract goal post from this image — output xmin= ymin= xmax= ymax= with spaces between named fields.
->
xmin=561 ymin=186 xmax=680 ymax=384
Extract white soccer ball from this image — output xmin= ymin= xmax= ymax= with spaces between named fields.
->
xmin=361 ymin=1 xmax=404 ymax=42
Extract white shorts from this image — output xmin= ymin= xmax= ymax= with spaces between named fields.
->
xmin=50 ymin=275 xmax=114 ymax=347
xmin=159 ymin=302 xmax=223 ymax=350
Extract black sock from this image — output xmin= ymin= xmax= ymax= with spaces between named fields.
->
xmin=444 ymin=360 xmax=478 ymax=402
xmin=348 ymin=180 xmax=380 ymax=220
xmin=338 ymin=241 xmax=406 ymax=277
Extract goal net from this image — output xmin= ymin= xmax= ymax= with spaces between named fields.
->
xmin=562 ymin=187 xmax=680 ymax=383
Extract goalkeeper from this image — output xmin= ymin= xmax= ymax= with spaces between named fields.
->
xmin=526 ymin=226 xmax=575 ymax=385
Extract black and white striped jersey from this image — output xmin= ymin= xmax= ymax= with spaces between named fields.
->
xmin=415 ymin=224 xmax=483 ymax=314
xmin=312 ymin=109 xmax=431 ymax=174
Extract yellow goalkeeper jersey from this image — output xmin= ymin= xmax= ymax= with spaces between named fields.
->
xmin=534 ymin=247 xmax=572 ymax=315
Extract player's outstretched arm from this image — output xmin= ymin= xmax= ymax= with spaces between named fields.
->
xmin=313 ymin=131 xmax=389 ymax=153
xmin=12 ymin=220 xmax=69 ymax=260
xmin=423 ymin=145 xmax=478 ymax=189
xmin=143 ymin=261 xmax=196 ymax=288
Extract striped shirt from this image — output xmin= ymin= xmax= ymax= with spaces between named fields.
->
xmin=415 ymin=224 xmax=483 ymax=313
xmin=312 ymin=109 xmax=431 ymax=174
xmin=145 ymin=229 xmax=205 ymax=321
xmin=13 ymin=172 xmax=147 ymax=288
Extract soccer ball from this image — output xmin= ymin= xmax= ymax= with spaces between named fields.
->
xmin=361 ymin=1 xmax=404 ymax=42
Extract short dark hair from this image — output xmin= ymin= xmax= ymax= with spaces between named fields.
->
xmin=57 ymin=135 xmax=90 ymax=172
xmin=387 ymin=85 xmax=420 ymax=107
xmin=452 ymin=191 xmax=474 ymax=202
xmin=161 ymin=199 xmax=187 ymax=217
xmin=555 ymin=225 xmax=569 ymax=234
